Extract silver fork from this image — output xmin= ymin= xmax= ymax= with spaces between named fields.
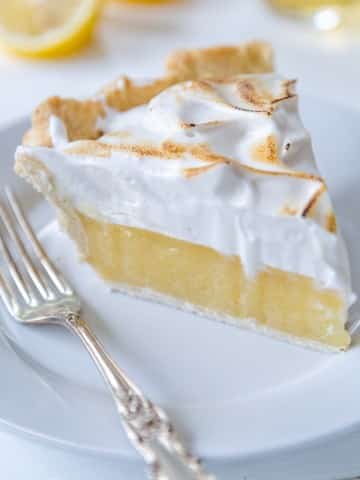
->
xmin=0 ymin=187 xmax=215 ymax=480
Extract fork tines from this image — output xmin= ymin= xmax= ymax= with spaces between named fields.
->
xmin=0 ymin=187 xmax=73 ymax=318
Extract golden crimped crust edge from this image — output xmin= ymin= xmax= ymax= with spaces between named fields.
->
xmin=166 ymin=41 xmax=273 ymax=81
xmin=22 ymin=41 xmax=273 ymax=148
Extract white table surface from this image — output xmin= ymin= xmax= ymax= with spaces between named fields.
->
xmin=1 ymin=0 xmax=360 ymax=478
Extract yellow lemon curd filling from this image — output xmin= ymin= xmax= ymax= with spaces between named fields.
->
xmin=78 ymin=211 xmax=350 ymax=350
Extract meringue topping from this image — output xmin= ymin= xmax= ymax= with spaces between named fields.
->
xmin=16 ymin=74 xmax=353 ymax=302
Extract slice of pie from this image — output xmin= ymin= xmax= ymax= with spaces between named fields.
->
xmin=15 ymin=41 xmax=354 ymax=351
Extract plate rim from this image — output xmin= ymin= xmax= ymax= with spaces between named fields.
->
xmin=1 ymin=401 xmax=360 ymax=461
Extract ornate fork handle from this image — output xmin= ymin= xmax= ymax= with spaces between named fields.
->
xmin=64 ymin=311 xmax=213 ymax=480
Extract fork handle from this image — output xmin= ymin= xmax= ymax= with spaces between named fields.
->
xmin=64 ymin=312 xmax=212 ymax=480
xmin=65 ymin=313 xmax=136 ymax=404
xmin=65 ymin=313 xmax=161 ymax=462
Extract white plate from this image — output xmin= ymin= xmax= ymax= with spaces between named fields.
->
xmin=0 ymin=96 xmax=360 ymax=462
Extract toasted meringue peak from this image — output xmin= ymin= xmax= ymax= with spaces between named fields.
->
xmin=91 ymin=74 xmax=332 ymax=231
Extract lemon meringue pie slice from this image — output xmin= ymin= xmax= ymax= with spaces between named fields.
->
xmin=15 ymin=42 xmax=354 ymax=351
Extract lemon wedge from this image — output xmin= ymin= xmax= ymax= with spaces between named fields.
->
xmin=0 ymin=0 xmax=102 ymax=59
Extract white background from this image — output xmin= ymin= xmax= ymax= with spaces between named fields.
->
xmin=1 ymin=0 xmax=360 ymax=478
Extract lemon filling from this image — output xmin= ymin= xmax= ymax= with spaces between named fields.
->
xmin=78 ymin=211 xmax=350 ymax=350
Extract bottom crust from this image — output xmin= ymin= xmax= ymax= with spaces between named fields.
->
xmin=109 ymin=282 xmax=346 ymax=353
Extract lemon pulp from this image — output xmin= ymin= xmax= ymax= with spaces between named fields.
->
xmin=0 ymin=0 xmax=101 ymax=58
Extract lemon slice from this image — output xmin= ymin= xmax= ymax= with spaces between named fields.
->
xmin=0 ymin=0 xmax=101 ymax=58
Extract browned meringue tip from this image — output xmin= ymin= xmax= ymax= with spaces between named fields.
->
xmin=182 ymin=164 xmax=218 ymax=179
xmin=21 ymin=41 xmax=274 ymax=149
xmin=251 ymin=135 xmax=281 ymax=165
